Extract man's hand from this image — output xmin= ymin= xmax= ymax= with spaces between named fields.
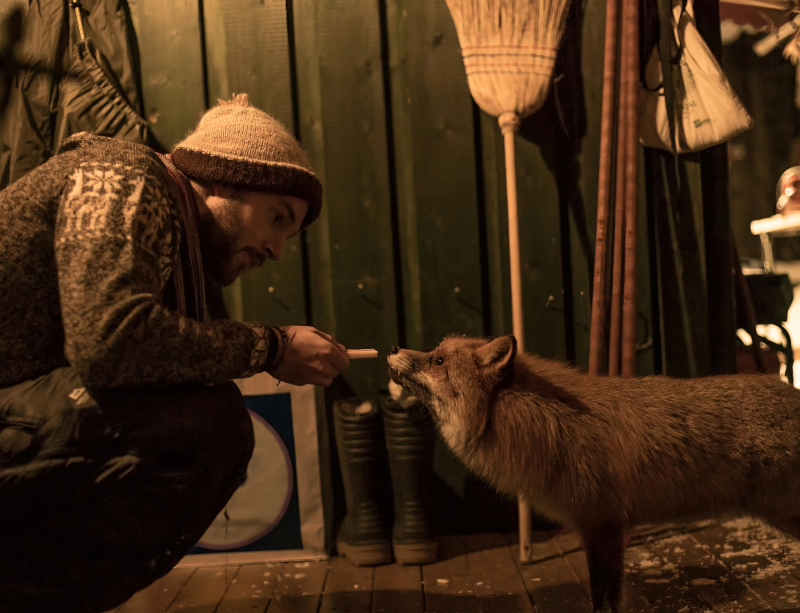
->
xmin=271 ymin=326 xmax=350 ymax=387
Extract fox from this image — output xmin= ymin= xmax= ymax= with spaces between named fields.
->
xmin=386 ymin=334 xmax=800 ymax=612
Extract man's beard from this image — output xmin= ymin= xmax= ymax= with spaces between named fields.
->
xmin=197 ymin=199 xmax=244 ymax=287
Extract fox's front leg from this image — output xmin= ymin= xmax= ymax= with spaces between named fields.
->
xmin=583 ymin=524 xmax=625 ymax=612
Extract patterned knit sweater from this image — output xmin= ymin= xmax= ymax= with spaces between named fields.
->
xmin=0 ymin=133 xmax=272 ymax=390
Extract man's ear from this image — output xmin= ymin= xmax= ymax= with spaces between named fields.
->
xmin=212 ymin=183 xmax=244 ymax=200
xmin=475 ymin=335 xmax=517 ymax=375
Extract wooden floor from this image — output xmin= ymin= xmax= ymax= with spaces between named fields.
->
xmin=105 ymin=519 xmax=800 ymax=612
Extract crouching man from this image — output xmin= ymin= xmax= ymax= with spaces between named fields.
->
xmin=0 ymin=94 xmax=349 ymax=612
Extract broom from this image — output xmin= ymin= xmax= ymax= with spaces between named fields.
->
xmin=445 ymin=0 xmax=572 ymax=563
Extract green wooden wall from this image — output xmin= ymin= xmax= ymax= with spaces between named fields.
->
xmin=127 ymin=0 xmax=657 ymax=396
xmin=125 ymin=0 xmax=661 ymax=533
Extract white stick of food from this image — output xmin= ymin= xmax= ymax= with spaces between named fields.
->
xmin=346 ymin=349 xmax=379 ymax=359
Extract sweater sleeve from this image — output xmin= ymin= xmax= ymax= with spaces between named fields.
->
xmin=54 ymin=158 xmax=273 ymax=390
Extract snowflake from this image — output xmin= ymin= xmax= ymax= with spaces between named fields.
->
xmin=88 ymin=167 xmax=123 ymax=195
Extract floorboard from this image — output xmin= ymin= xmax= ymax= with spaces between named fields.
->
xmin=165 ymin=565 xmax=237 ymax=612
xmin=116 ymin=567 xmax=195 ymax=613
xmin=422 ymin=536 xmax=480 ymax=613
xmin=100 ymin=522 xmax=800 ymax=612
xmin=465 ymin=534 xmax=534 ymax=613
xmin=318 ymin=555 xmax=374 ymax=613
xmin=266 ymin=560 xmax=327 ymax=613
xmin=372 ymin=563 xmax=424 ymax=613
xmin=216 ymin=562 xmax=277 ymax=613
xmin=693 ymin=521 xmax=800 ymax=612
xmin=513 ymin=534 xmax=593 ymax=613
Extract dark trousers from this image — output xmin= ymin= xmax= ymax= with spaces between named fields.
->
xmin=0 ymin=368 xmax=255 ymax=613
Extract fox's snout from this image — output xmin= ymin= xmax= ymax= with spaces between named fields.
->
xmin=387 ymin=347 xmax=425 ymax=387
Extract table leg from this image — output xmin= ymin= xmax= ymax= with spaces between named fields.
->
xmin=761 ymin=234 xmax=775 ymax=274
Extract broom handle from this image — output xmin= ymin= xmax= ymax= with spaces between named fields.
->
xmin=500 ymin=113 xmax=526 ymax=355
xmin=500 ymin=111 xmax=531 ymax=563
xmin=621 ymin=0 xmax=640 ymax=377
xmin=589 ymin=0 xmax=621 ymax=377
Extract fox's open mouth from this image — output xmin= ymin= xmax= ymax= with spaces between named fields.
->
xmin=388 ymin=366 xmax=402 ymax=385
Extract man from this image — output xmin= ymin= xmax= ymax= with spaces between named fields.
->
xmin=0 ymin=93 xmax=349 ymax=612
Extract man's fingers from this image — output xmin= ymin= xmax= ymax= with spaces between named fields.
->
xmin=319 ymin=362 xmax=339 ymax=380
xmin=311 ymin=374 xmax=334 ymax=387
xmin=328 ymin=347 xmax=350 ymax=373
xmin=313 ymin=329 xmax=347 ymax=353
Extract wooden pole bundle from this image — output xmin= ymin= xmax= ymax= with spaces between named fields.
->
xmin=445 ymin=0 xmax=571 ymax=563
xmin=589 ymin=0 xmax=619 ymax=377
xmin=589 ymin=0 xmax=640 ymax=380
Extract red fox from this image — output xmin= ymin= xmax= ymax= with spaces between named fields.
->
xmin=387 ymin=335 xmax=800 ymax=612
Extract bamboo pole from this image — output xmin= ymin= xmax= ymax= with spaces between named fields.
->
xmin=621 ymin=0 xmax=640 ymax=378
xmin=608 ymin=95 xmax=627 ymax=377
xmin=589 ymin=0 xmax=622 ymax=377
xmin=499 ymin=112 xmax=532 ymax=562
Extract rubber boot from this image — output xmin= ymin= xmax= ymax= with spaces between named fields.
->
xmin=333 ymin=398 xmax=393 ymax=566
xmin=380 ymin=381 xmax=440 ymax=564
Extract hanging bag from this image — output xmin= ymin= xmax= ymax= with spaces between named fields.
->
xmin=639 ymin=0 xmax=753 ymax=154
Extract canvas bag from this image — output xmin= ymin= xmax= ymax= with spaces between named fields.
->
xmin=639 ymin=0 xmax=753 ymax=154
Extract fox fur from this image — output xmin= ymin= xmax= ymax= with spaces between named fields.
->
xmin=387 ymin=335 xmax=800 ymax=612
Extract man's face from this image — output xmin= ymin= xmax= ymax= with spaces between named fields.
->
xmin=197 ymin=187 xmax=309 ymax=286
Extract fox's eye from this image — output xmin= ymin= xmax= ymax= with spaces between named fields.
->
xmin=435 ymin=356 xmax=444 ymax=366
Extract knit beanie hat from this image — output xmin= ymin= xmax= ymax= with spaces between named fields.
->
xmin=171 ymin=93 xmax=322 ymax=229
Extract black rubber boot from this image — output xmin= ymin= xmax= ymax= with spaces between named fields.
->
xmin=380 ymin=382 xmax=440 ymax=565
xmin=333 ymin=398 xmax=393 ymax=566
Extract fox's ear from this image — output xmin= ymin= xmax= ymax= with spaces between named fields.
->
xmin=476 ymin=335 xmax=517 ymax=374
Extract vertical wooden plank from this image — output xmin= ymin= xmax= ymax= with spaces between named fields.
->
xmin=166 ymin=565 xmax=238 ymax=612
xmin=318 ymin=556 xmax=373 ymax=613
xmin=116 ymin=567 xmax=195 ymax=613
xmin=569 ymin=0 xmax=602 ymax=369
xmin=202 ymin=0 xmax=307 ymax=327
xmin=695 ymin=0 xmax=737 ymax=376
xmin=127 ymin=0 xmax=206 ymax=149
xmin=384 ymin=0 xmax=485 ymax=350
xmin=217 ymin=563 xmax=277 ymax=612
xmin=635 ymin=150 xmax=656 ymax=376
xmin=203 ymin=0 xmax=294 ymax=131
xmin=267 ymin=560 xmax=327 ymax=613
xmin=290 ymin=0 xmax=335 ymax=339
xmin=483 ymin=114 xmax=566 ymax=360
xmin=649 ymin=151 xmax=711 ymax=377
xmin=292 ymin=0 xmax=399 ymax=395
xmin=481 ymin=113 xmax=513 ymax=341
xmin=371 ymin=564 xmax=423 ymax=613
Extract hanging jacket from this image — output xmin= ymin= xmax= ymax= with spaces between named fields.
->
xmin=0 ymin=0 xmax=152 ymax=188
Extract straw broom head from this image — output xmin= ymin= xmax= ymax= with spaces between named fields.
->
xmin=445 ymin=0 xmax=572 ymax=127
